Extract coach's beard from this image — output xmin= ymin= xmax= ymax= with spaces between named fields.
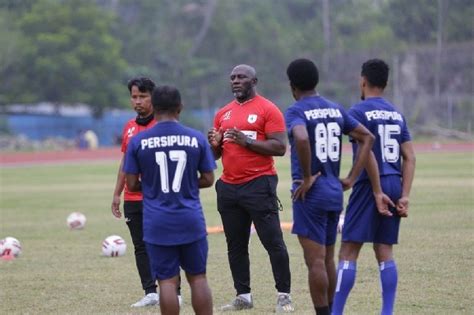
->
xmin=233 ymin=90 xmax=250 ymax=103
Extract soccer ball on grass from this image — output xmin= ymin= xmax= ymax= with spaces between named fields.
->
xmin=0 ymin=237 xmax=22 ymax=257
xmin=67 ymin=212 xmax=87 ymax=230
xmin=102 ymin=235 xmax=126 ymax=257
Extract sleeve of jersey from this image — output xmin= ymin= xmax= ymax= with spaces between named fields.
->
xmin=120 ymin=124 xmax=128 ymax=153
xmin=346 ymin=107 xmax=365 ymax=142
xmin=285 ymin=107 xmax=306 ymax=134
xmin=400 ymin=115 xmax=412 ymax=143
xmin=123 ymin=138 xmax=139 ymax=174
xmin=343 ymin=107 xmax=362 ymax=134
xmin=264 ymin=103 xmax=286 ymax=133
xmin=213 ymin=110 xmax=221 ymax=129
xmin=199 ymin=135 xmax=217 ymax=172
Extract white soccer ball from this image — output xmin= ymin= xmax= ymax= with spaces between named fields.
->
xmin=0 ymin=237 xmax=22 ymax=257
xmin=67 ymin=212 xmax=87 ymax=230
xmin=102 ymin=235 xmax=127 ymax=257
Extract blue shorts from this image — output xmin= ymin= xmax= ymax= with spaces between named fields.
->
xmin=292 ymin=197 xmax=341 ymax=246
xmin=342 ymin=175 xmax=402 ymax=245
xmin=145 ymin=237 xmax=208 ymax=281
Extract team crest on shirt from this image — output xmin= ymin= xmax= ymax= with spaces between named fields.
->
xmin=223 ymin=110 xmax=232 ymax=121
xmin=127 ymin=127 xmax=136 ymax=137
xmin=247 ymin=114 xmax=257 ymax=123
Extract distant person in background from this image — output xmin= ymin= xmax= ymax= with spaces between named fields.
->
xmin=83 ymin=129 xmax=98 ymax=149
xmin=111 ymin=77 xmax=182 ymax=307
xmin=333 ymin=59 xmax=416 ymax=315
xmin=208 ymin=64 xmax=293 ymax=313
xmin=124 ymin=85 xmax=215 ymax=315
xmin=75 ymin=129 xmax=88 ymax=149
xmin=284 ymin=58 xmax=377 ymax=315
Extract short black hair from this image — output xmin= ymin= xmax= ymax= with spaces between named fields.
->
xmin=361 ymin=59 xmax=389 ymax=89
xmin=152 ymin=85 xmax=181 ymax=113
xmin=127 ymin=77 xmax=156 ymax=94
xmin=286 ymin=58 xmax=319 ymax=91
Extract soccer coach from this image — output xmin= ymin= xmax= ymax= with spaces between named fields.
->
xmin=208 ymin=64 xmax=294 ymax=312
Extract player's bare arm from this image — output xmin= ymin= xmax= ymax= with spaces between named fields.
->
xmin=207 ymin=127 xmax=223 ymax=159
xmin=223 ymin=128 xmax=286 ymax=156
xmin=397 ymin=141 xmax=416 ymax=217
xmin=291 ymin=125 xmax=321 ymax=201
xmin=198 ymin=171 xmax=215 ymax=188
xmin=341 ymin=124 xmax=375 ymax=189
xmin=111 ymin=155 xmax=126 ymax=218
xmin=366 ymin=151 xmax=396 ymax=216
xmin=125 ymin=174 xmax=141 ymax=192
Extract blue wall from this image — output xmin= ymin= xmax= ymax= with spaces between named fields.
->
xmin=3 ymin=111 xmax=134 ymax=146
xmin=2 ymin=108 xmax=216 ymax=146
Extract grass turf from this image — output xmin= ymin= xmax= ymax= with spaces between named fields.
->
xmin=0 ymin=150 xmax=473 ymax=314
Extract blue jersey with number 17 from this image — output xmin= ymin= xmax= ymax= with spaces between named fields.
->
xmin=349 ymin=97 xmax=411 ymax=184
xmin=285 ymin=95 xmax=359 ymax=211
xmin=124 ymin=121 xmax=216 ymax=246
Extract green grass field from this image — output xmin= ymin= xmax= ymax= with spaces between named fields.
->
xmin=1 ymin=151 xmax=473 ymax=314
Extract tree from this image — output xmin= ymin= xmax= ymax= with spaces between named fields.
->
xmin=4 ymin=0 xmax=127 ymax=115
xmin=0 ymin=11 xmax=23 ymax=104
xmin=1 ymin=0 xmax=471 ymax=133
xmin=386 ymin=0 xmax=473 ymax=44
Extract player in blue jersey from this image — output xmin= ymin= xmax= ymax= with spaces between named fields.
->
xmin=124 ymin=85 xmax=216 ymax=315
xmin=285 ymin=58 xmax=384 ymax=315
xmin=333 ymin=59 xmax=416 ymax=315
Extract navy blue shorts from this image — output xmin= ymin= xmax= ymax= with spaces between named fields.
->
xmin=145 ymin=237 xmax=208 ymax=281
xmin=342 ymin=175 xmax=402 ymax=245
xmin=292 ymin=190 xmax=341 ymax=246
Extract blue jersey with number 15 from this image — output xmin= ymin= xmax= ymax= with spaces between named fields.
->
xmin=124 ymin=121 xmax=216 ymax=246
xmin=285 ymin=95 xmax=359 ymax=211
xmin=349 ymin=97 xmax=411 ymax=184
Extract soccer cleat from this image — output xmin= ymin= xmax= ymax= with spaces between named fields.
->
xmin=130 ymin=293 xmax=159 ymax=307
xmin=275 ymin=294 xmax=294 ymax=313
xmin=220 ymin=296 xmax=253 ymax=311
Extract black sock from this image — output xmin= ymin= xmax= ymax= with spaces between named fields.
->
xmin=145 ymin=288 xmax=157 ymax=295
xmin=315 ymin=306 xmax=330 ymax=315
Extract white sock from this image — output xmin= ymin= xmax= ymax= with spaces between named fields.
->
xmin=238 ymin=293 xmax=252 ymax=303
xmin=277 ymin=292 xmax=290 ymax=297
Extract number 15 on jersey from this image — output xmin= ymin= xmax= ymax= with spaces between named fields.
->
xmin=378 ymin=124 xmax=400 ymax=163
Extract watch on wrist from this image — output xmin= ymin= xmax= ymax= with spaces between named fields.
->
xmin=245 ymin=137 xmax=255 ymax=147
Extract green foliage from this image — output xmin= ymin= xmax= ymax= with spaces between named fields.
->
xmin=331 ymin=0 xmax=397 ymax=51
xmin=2 ymin=0 xmax=128 ymax=114
xmin=387 ymin=0 xmax=438 ymax=43
xmin=0 ymin=11 xmax=22 ymax=104
xmin=0 ymin=0 xmax=35 ymax=12
xmin=0 ymin=0 xmax=472 ymax=119
xmin=387 ymin=0 xmax=474 ymax=43
xmin=443 ymin=0 xmax=474 ymax=41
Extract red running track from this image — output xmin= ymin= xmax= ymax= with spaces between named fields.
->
xmin=0 ymin=142 xmax=473 ymax=166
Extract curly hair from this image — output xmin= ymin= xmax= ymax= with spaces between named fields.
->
xmin=286 ymin=58 xmax=319 ymax=91
xmin=361 ymin=59 xmax=389 ymax=89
